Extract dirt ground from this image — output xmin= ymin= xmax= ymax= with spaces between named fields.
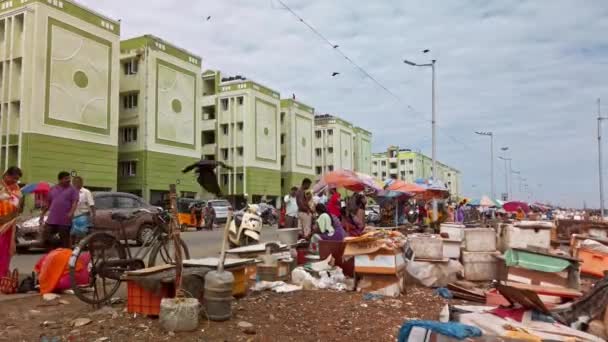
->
xmin=0 ymin=286 xmax=447 ymax=342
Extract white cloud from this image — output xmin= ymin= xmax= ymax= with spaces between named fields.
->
xmin=79 ymin=0 xmax=608 ymax=207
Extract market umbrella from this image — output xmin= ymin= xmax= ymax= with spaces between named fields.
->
xmin=21 ymin=181 xmax=52 ymax=194
xmin=479 ymin=195 xmax=497 ymax=207
xmin=503 ymin=201 xmax=530 ymax=213
xmin=385 ymin=179 xmax=426 ymax=194
xmin=314 ymin=170 xmax=372 ymax=193
xmin=354 ymin=172 xmax=383 ymax=193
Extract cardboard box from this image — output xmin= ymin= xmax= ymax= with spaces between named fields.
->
xmin=356 ymin=270 xmax=405 ymax=297
xmin=354 ymin=249 xmax=405 ymax=275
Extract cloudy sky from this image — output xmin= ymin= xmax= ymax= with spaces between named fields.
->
xmin=81 ymin=0 xmax=608 ymax=207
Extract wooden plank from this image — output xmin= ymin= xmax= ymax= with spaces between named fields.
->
xmin=125 ymin=264 xmax=174 ymax=276
xmin=504 ymin=281 xmax=582 ymax=298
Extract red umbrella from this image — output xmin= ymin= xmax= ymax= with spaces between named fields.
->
xmin=503 ymin=201 xmax=530 ymax=213
xmin=386 ymin=179 xmax=426 ymax=194
xmin=317 ymin=170 xmax=367 ymax=192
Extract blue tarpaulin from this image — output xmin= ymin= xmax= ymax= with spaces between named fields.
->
xmin=398 ymin=320 xmax=482 ymax=342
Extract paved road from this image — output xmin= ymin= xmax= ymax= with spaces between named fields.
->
xmin=11 ymin=227 xmax=226 ymax=273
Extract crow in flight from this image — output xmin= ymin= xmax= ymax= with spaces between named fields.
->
xmin=182 ymin=159 xmax=232 ymax=197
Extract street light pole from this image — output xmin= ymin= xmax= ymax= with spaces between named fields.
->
xmin=498 ymin=156 xmax=511 ymax=201
xmin=511 ymin=170 xmax=520 ymax=199
xmin=475 ymin=131 xmax=494 ymax=199
xmin=404 ymin=57 xmax=438 ymax=222
xmin=597 ymin=98 xmax=607 ymax=220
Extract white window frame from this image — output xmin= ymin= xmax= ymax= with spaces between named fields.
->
xmin=120 ymin=126 xmax=138 ymax=144
xmin=123 ymin=93 xmax=138 ymax=109
xmin=119 ymin=161 xmax=137 ymax=177
xmin=124 ymin=59 xmax=138 ymax=75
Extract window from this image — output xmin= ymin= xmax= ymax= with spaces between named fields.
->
xmin=95 ymin=196 xmax=113 ymax=210
xmin=122 ymin=93 xmax=138 ymax=109
xmin=237 ymin=147 xmax=243 ymax=156
xmin=116 ymin=196 xmax=138 ymax=208
xmin=315 ymin=131 xmax=322 ymax=139
xmin=315 ymin=148 xmax=322 ymax=157
xmin=390 ymin=163 xmax=397 ymax=169
xmin=381 ymin=161 xmax=386 ymax=166
xmin=373 ymin=161 xmax=377 ymax=166
xmin=447 ymin=173 xmax=451 ymax=177
xmin=237 ymin=96 xmax=244 ymax=105
xmin=316 ymin=167 xmax=322 ymax=175
xmin=220 ymin=98 xmax=229 ymax=111
xmin=237 ymin=122 xmax=243 ymax=131
xmin=221 ymin=148 xmax=229 ymax=160
xmin=327 ymin=129 xmax=333 ymax=135
xmin=400 ymin=160 xmax=405 ymax=165
xmin=281 ymin=178 xmax=285 ymax=188
xmin=181 ymin=191 xmax=196 ymax=199
xmin=120 ymin=126 xmax=138 ymax=144
xmin=221 ymin=124 xmax=229 ymax=135
xmin=123 ymin=59 xmax=138 ymax=75
xmin=119 ymin=161 xmax=137 ymax=177
xmin=401 ymin=171 xmax=406 ymax=177
xmin=409 ymin=159 xmax=414 ymax=164
xmin=280 ymin=134 xmax=285 ymax=145
xmin=328 ymin=165 xmax=334 ymax=171
xmin=281 ymin=156 xmax=285 ymax=166
xmin=409 ymin=170 xmax=414 ymax=175
xmin=280 ymin=112 xmax=285 ymax=123
xmin=328 ymin=147 xmax=334 ymax=154
xmin=202 ymin=131 xmax=215 ymax=145
xmin=373 ymin=172 xmax=378 ymax=177
xmin=237 ymin=174 xmax=244 ymax=182
xmin=382 ymin=172 xmax=387 ymax=177
xmin=222 ymin=174 xmax=229 ymax=185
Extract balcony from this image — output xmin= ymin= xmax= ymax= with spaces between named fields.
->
xmin=201 ymin=119 xmax=216 ymax=131
xmin=389 ymin=168 xmax=398 ymax=175
xmin=389 ymin=157 xmax=398 ymax=163
xmin=202 ymin=144 xmax=216 ymax=156
xmin=200 ymin=96 xmax=215 ymax=107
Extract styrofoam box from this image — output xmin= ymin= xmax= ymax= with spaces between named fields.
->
xmin=354 ymin=250 xmax=405 ymax=275
xmin=464 ymin=228 xmax=497 ymax=252
xmin=500 ymin=224 xmax=551 ymax=252
xmin=440 ymin=225 xmax=465 ymax=241
xmin=442 ymin=239 xmax=461 ymax=259
xmin=408 ymin=234 xmax=443 ymax=259
xmin=462 ymin=251 xmax=500 ymax=281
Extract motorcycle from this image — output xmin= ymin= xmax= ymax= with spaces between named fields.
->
xmin=366 ymin=207 xmax=380 ymax=226
xmin=228 ymin=204 xmax=263 ymax=248
xmin=257 ymin=202 xmax=278 ymax=226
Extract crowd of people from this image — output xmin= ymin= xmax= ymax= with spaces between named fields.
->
xmin=281 ymin=178 xmax=368 ymax=246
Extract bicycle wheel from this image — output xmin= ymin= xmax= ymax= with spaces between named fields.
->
xmin=148 ymin=237 xmax=190 ymax=267
xmin=69 ymin=232 xmax=127 ymax=305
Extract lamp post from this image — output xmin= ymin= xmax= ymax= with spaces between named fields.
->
xmin=475 ymin=131 xmax=494 ymax=199
xmin=597 ymin=98 xmax=607 ymax=220
xmin=404 ymin=57 xmax=437 ymax=221
xmin=511 ymin=170 xmax=520 ymax=199
xmin=498 ymin=156 xmax=511 ymax=201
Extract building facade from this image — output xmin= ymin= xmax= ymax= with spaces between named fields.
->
xmin=0 ymin=0 xmax=120 ymax=190
xmin=371 ymin=146 xmax=461 ymax=197
xmin=280 ymin=99 xmax=315 ymax=195
xmin=118 ymin=35 xmax=202 ymax=204
xmin=314 ymin=114 xmax=372 ymax=176
xmin=353 ymin=126 xmax=372 ymax=175
xmin=201 ymin=71 xmax=282 ymax=204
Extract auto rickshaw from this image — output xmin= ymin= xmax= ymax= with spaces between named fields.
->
xmin=177 ymin=198 xmax=205 ymax=231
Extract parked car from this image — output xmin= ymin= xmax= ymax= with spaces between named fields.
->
xmin=15 ymin=192 xmax=158 ymax=252
xmin=208 ymin=199 xmax=232 ymax=223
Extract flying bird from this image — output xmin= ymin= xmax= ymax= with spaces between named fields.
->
xmin=333 ymin=44 xmax=339 ymax=48
xmin=182 ymin=159 xmax=232 ymax=197
xmin=331 ymin=72 xmax=340 ymax=77
xmin=206 ymin=16 xmax=212 ymax=21
xmin=423 ymin=49 xmax=430 ymax=53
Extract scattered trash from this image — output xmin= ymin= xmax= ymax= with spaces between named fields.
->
xmin=93 ymin=338 xmax=109 ymax=342
xmin=89 ymin=306 xmax=119 ymax=319
xmin=360 ymin=303 xmax=368 ymax=308
xmin=434 ymin=287 xmax=453 ymax=299
xmin=58 ymin=299 xmax=70 ymax=305
xmin=71 ymin=318 xmax=92 ymax=328
xmin=42 ymin=293 xmax=59 ymax=301
xmin=291 ymin=266 xmax=349 ymax=291
xmin=398 ymin=320 xmax=482 ymax=342
xmin=238 ymin=321 xmax=256 ymax=335
xmin=363 ymin=293 xmax=384 ymax=301
xmin=405 ymin=260 xmax=463 ymax=287
xmin=251 ymin=281 xmax=302 ymax=293
xmin=159 ymin=298 xmax=200 ymax=332
xmin=40 ymin=320 xmax=57 ymax=328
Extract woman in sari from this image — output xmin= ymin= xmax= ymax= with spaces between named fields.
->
xmin=0 ymin=167 xmax=23 ymax=277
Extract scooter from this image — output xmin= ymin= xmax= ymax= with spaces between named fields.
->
xmin=258 ymin=202 xmax=278 ymax=226
xmin=228 ymin=204 xmax=263 ymax=248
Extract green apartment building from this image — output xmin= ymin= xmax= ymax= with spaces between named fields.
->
xmin=201 ymin=71 xmax=282 ymax=204
xmin=371 ymin=146 xmax=461 ymax=198
xmin=0 ymin=0 xmax=120 ymax=190
xmin=118 ymin=35 xmax=202 ymax=204
xmin=280 ymin=99 xmax=315 ymax=195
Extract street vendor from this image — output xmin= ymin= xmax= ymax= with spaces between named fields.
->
xmin=313 ymin=203 xmax=345 ymax=241
xmin=296 ymin=178 xmax=314 ymax=238
xmin=327 ymin=187 xmax=341 ymax=218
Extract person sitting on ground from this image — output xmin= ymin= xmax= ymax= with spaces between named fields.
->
xmin=341 ymin=206 xmax=365 ymax=237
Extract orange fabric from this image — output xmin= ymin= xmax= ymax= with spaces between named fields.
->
xmin=35 ymin=248 xmax=74 ymax=294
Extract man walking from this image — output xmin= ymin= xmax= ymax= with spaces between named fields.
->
xmin=283 ymin=187 xmax=298 ymax=228
xmin=71 ymin=176 xmax=95 ymax=241
xmin=296 ymin=178 xmax=313 ymax=238
xmin=204 ymin=202 xmax=216 ymax=231
xmin=40 ymin=171 xmax=79 ymax=248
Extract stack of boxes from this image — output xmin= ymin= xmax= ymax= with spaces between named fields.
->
xmin=462 ymin=228 xmax=500 ymax=281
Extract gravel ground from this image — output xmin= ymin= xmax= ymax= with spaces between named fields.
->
xmin=0 ymin=286 xmax=447 ymax=342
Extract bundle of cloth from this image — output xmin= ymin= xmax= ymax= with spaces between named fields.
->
xmin=34 ymin=248 xmax=90 ymax=294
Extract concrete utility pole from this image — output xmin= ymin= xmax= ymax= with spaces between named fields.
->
xmin=404 ymin=57 xmax=438 ymax=221
xmin=598 ymin=98 xmax=607 ymax=220
xmin=475 ymin=131 xmax=494 ymax=199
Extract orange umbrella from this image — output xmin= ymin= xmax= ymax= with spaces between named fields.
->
xmin=321 ymin=170 xmax=367 ymax=192
xmin=386 ymin=179 xmax=426 ymax=194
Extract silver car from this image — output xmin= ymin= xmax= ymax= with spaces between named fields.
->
xmin=208 ymin=199 xmax=232 ymax=223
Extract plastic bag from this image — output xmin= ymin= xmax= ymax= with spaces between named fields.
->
xmin=159 ymin=298 xmax=200 ymax=332
xmin=406 ymin=260 xmax=463 ymax=287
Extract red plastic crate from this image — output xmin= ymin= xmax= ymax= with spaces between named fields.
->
xmin=127 ymin=281 xmax=173 ymax=316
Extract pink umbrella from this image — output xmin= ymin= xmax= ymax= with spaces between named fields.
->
xmin=503 ymin=201 xmax=530 ymax=213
